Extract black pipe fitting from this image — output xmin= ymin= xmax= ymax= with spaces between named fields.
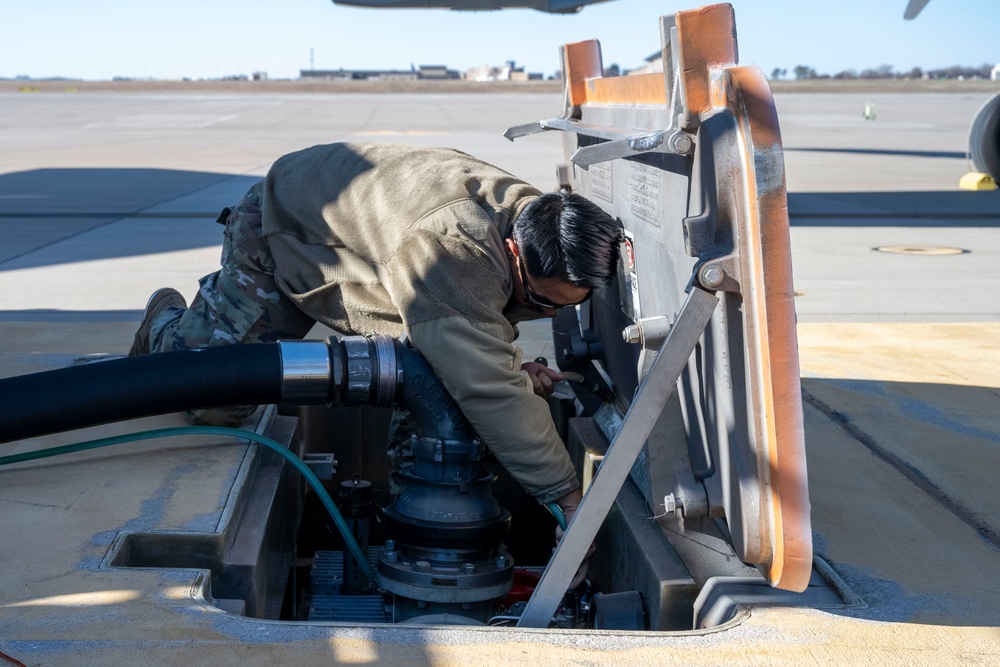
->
xmin=391 ymin=338 xmax=476 ymax=444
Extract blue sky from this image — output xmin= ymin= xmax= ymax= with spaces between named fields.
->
xmin=3 ymin=0 xmax=997 ymax=80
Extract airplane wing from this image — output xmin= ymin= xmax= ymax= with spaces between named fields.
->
xmin=330 ymin=0 xmax=610 ymax=13
xmin=903 ymin=0 xmax=931 ymax=19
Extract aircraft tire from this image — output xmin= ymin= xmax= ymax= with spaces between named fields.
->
xmin=969 ymin=90 xmax=1000 ymax=180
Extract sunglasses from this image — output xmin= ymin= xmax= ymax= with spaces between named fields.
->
xmin=517 ymin=256 xmax=592 ymax=310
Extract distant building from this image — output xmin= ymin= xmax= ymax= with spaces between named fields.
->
xmin=300 ymin=66 xmax=459 ymax=82
xmin=300 ymin=69 xmax=416 ymax=81
xmin=465 ymin=61 xmax=540 ymax=82
xmin=992 ymin=64 xmax=1000 ymax=81
xmin=626 ymin=52 xmax=664 ymax=76
xmin=418 ymin=65 xmax=452 ymax=80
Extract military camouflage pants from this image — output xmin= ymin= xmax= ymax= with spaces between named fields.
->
xmin=149 ymin=181 xmax=315 ymax=425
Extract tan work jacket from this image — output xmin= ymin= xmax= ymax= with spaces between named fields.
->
xmin=261 ymin=142 xmax=578 ymax=504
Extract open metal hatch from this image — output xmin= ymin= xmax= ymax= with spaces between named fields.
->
xmin=506 ymin=2 xmax=812 ymax=627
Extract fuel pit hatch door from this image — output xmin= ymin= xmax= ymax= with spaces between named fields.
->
xmin=507 ymin=3 xmax=812 ymax=627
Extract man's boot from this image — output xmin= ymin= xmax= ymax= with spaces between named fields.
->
xmin=128 ymin=288 xmax=187 ymax=356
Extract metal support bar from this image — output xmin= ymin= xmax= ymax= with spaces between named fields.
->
xmin=504 ymin=118 xmax=694 ymax=169
xmin=517 ymin=287 xmax=720 ymax=628
xmin=543 ymin=118 xmax=644 ymax=142
xmin=503 ymin=120 xmax=553 ymax=141
xmin=504 ymin=117 xmax=625 ymax=142
xmin=570 ymin=130 xmax=694 ymax=169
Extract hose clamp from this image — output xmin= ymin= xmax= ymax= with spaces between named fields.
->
xmin=341 ymin=335 xmax=400 ymax=407
xmin=277 ymin=340 xmax=332 ymax=404
xmin=371 ymin=334 xmax=398 ymax=408
xmin=343 ymin=336 xmax=375 ymax=405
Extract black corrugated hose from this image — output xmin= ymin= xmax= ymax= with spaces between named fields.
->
xmin=0 ymin=344 xmax=283 ymax=445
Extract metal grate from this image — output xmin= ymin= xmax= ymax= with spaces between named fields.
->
xmin=309 ymin=593 xmax=388 ymax=623
xmin=308 ymin=549 xmax=387 ymax=623
xmin=310 ymin=551 xmax=345 ymax=596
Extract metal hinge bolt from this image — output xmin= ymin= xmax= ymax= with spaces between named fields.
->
xmin=663 ymin=493 xmax=684 ymax=516
xmin=699 ymin=264 xmax=725 ymax=289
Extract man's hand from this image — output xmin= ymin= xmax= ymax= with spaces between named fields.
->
xmin=553 ymin=488 xmax=597 ymax=590
xmin=521 ymin=361 xmax=563 ymax=398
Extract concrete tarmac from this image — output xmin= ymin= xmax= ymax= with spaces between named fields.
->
xmin=1 ymin=91 xmax=997 ymax=325
xmin=1 ymin=89 xmax=999 ymax=665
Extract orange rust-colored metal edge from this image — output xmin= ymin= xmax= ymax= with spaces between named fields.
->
xmin=563 ymin=40 xmax=667 ymax=108
xmin=562 ymin=40 xmax=603 ymax=108
xmin=561 ymin=4 xmax=737 ymax=109
xmin=725 ymin=65 xmax=811 ymax=593
xmin=583 ymin=74 xmax=666 ymax=106
xmin=675 ymin=3 xmax=738 ymax=118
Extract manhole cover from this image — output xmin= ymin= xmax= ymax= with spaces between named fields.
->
xmin=873 ymin=245 xmax=969 ymax=256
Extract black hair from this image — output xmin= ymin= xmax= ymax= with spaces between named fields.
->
xmin=512 ymin=192 xmax=621 ymax=289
